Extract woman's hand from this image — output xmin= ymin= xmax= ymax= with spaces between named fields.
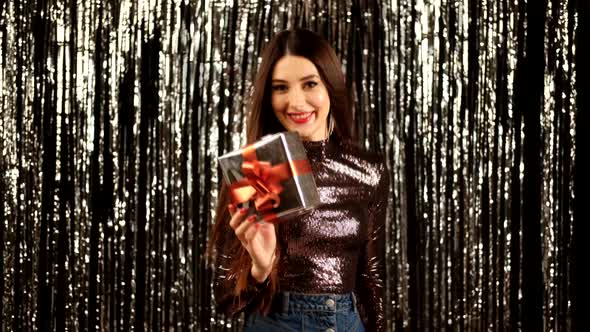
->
xmin=228 ymin=204 xmax=277 ymax=283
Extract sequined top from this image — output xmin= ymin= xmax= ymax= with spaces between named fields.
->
xmin=214 ymin=134 xmax=389 ymax=332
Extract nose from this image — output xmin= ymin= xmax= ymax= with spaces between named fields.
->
xmin=287 ymin=88 xmax=308 ymax=111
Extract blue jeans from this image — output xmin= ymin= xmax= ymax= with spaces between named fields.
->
xmin=243 ymin=292 xmax=365 ymax=332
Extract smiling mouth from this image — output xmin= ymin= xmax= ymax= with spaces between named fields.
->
xmin=287 ymin=112 xmax=315 ymax=124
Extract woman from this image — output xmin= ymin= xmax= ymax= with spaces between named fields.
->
xmin=208 ymin=28 xmax=389 ymax=332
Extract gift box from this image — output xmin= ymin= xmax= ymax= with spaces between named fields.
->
xmin=217 ymin=131 xmax=321 ymax=222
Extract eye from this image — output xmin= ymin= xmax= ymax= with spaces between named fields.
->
xmin=272 ymin=84 xmax=287 ymax=92
xmin=304 ymin=81 xmax=318 ymax=89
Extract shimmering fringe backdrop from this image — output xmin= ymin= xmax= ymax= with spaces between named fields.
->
xmin=1 ymin=0 xmax=588 ymax=331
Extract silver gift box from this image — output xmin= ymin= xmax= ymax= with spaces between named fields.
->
xmin=217 ymin=132 xmax=320 ymax=222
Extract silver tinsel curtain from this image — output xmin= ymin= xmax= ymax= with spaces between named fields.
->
xmin=0 ymin=0 xmax=588 ymax=331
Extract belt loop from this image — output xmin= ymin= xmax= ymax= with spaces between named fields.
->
xmin=282 ymin=292 xmax=289 ymax=313
xmin=351 ymin=292 xmax=358 ymax=313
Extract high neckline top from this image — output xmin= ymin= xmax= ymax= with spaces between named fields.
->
xmin=301 ymin=136 xmax=331 ymax=148
xmin=214 ymin=135 xmax=389 ymax=332
xmin=300 ymin=134 xmax=334 ymax=158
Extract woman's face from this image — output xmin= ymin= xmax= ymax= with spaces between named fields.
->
xmin=270 ymin=55 xmax=331 ymax=141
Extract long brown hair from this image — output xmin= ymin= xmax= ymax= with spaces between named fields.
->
xmin=208 ymin=28 xmax=355 ymax=315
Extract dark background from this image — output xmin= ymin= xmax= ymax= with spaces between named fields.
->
xmin=0 ymin=0 xmax=588 ymax=331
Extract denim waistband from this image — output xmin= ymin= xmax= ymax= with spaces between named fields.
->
xmin=272 ymin=292 xmax=358 ymax=314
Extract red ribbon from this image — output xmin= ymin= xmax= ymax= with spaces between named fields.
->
xmin=228 ymin=144 xmax=312 ymax=222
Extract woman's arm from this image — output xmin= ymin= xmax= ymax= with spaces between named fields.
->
xmin=212 ymin=205 xmax=276 ymax=317
xmin=212 ymin=222 xmax=270 ymax=317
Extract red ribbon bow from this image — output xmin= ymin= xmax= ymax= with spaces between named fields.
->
xmin=228 ymin=144 xmax=311 ymax=222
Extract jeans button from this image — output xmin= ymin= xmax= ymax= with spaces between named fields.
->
xmin=326 ymin=329 xmax=335 ymax=332
xmin=325 ymin=298 xmax=335 ymax=309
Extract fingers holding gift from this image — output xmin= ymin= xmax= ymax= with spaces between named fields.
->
xmin=243 ymin=221 xmax=260 ymax=244
xmin=229 ymin=207 xmax=249 ymax=230
xmin=235 ymin=214 xmax=257 ymax=245
xmin=228 ymin=203 xmax=237 ymax=216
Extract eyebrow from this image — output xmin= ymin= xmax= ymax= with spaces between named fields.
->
xmin=272 ymin=74 xmax=320 ymax=83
